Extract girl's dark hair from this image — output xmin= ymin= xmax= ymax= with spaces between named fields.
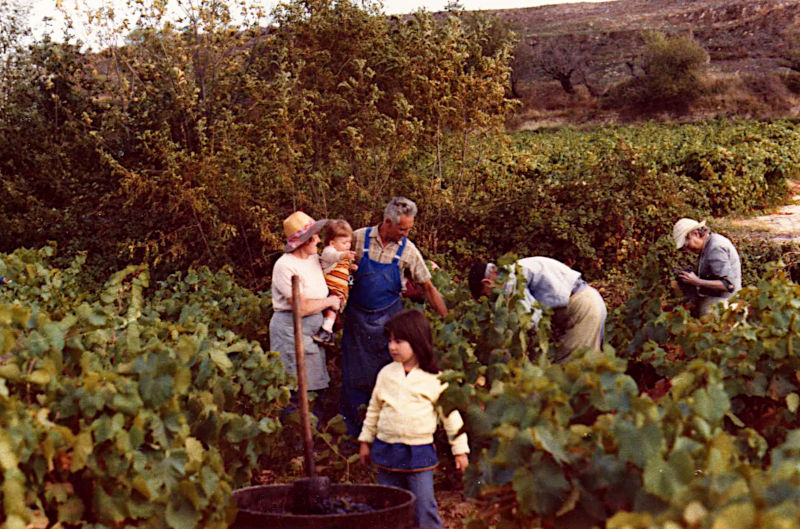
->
xmin=384 ymin=309 xmax=440 ymax=374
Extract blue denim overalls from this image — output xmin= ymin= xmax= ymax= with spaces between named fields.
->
xmin=340 ymin=227 xmax=406 ymax=436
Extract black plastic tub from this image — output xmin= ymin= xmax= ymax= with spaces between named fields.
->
xmin=231 ymin=483 xmax=416 ymax=529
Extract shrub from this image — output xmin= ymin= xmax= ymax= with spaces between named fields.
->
xmin=610 ymin=31 xmax=709 ymax=113
xmin=0 ymin=247 xmax=292 ymax=528
xmin=431 ymin=262 xmax=800 ymax=529
xmin=634 ymin=266 xmax=800 ymax=448
xmin=0 ymin=0 xmax=516 ymax=289
xmin=780 ymin=71 xmax=800 ymax=95
xmin=442 ymin=120 xmax=796 ymax=282
xmin=739 ymin=72 xmax=795 ymax=114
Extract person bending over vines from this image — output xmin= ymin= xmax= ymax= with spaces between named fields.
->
xmin=468 ymin=256 xmax=606 ymax=362
xmin=671 ymin=218 xmax=741 ymax=317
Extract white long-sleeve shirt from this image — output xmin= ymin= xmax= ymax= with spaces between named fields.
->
xmin=504 ymin=257 xmax=584 ymax=326
xmin=320 ymin=245 xmax=347 ymax=273
xmin=358 ymin=362 xmax=469 ymax=455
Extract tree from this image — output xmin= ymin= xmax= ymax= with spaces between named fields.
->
xmin=0 ymin=37 xmax=109 ymax=265
xmin=633 ymin=30 xmax=709 ymax=109
xmin=508 ymin=37 xmax=539 ymax=98
xmin=0 ymin=0 xmax=515 ymax=286
xmin=456 ymin=13 xmax=521 ymax=98
xmin=0 ymin=0 xmax=29 ymax=103
xmin=531 ymin=37 xmax=587 ymax=94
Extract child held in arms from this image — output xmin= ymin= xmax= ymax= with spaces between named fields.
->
xmin=313 ymin=219 xmax=357 ymax=346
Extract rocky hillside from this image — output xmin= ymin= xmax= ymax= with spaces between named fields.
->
xmin=469 ymin=0 xmax=800 ymax=125
xmin=497 ymin=0 xmax=797 ymax=75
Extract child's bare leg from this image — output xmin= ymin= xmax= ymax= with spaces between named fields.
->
xmin=321 ymin=309 xmax=336 ymax=333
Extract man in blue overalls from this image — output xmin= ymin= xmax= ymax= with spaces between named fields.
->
xmin=341 ymin=197 xmax=448 ymax=436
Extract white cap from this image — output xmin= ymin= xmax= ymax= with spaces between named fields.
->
xmin=672 ymin=218 xmax=706 ymax=249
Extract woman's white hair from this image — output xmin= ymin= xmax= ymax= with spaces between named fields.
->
xmin=383 ymin=196 xmax=417 ymax=224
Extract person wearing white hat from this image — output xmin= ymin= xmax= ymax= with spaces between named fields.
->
xmin=672 ymin=217 xmax=741 ymax=316
xmin=270 ymin=211 xmax=342 ymax=396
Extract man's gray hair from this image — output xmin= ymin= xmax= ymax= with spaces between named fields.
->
xmin=383 ymin=196 xmax=418 ymax=224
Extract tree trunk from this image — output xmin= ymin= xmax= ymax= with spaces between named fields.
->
xmin=510 ymin=72 xmax=522 ymax=99
xmin=579 ymin=71 xmax=607 ymax=97
xmin=557 ymin=74 xmax=575 ymax=94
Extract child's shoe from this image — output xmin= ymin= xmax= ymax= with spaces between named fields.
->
xmin=312 ymin=329 xmax=336 ymax=346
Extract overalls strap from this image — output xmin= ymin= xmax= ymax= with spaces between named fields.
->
xmin=364 ymin=226 xmax=373 ymax=253
xmin=392 ymin=236 xmax=407 ymax=265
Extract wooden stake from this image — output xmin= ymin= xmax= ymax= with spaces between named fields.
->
xmin=291 ymin=275 xmax=316 ymax=478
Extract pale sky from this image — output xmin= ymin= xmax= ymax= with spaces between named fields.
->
xmin=27 ymin=0 xmax=611 ymax=46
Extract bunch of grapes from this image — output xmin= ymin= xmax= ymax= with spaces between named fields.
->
xmin=320 ymin=496 xmax=374 ymax=514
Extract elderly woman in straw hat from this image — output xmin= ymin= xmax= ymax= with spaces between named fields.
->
xmin=672 ymin=217 xmax=741 ymax=317
xmin=270 ymin=211 xmax=342 ymax=399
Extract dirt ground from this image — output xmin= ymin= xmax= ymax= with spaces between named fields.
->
xmin=721 ymin=180 xmax=800 ymax=241
xmin=438 ymin=489 xmax=476 ymax=528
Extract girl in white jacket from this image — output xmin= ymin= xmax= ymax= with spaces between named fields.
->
xmin=358 ymin=309 xmax=469 ymax=529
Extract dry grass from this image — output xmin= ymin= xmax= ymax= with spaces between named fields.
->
xmin=509 ymin=70 xmax=800 ymax=131
xmin=509 ymin=80 xmax=620 ymax=131
xmin=699 ymin=71 xmax=800 ymax=118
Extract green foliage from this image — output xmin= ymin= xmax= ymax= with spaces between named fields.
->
xmin=2 ymin=236 xmax=799 ymax=529
xmin=1 ymin=0 xmax=799 ymax=296
xmin=151 ymin=266 xmax=273 ymax=345
xmin=302 ymin=414 xmax=371 ymax=483
xmin=442 ymin=120 xmax=794 ymax=280
xmin=609 ymin=31 xmax=709 ymax=112
xmin=639 ymin=32 xmax=709 ymax=106
xmin=606 ymin=430 xmax=800 ymax=529
xmin=0 ymin=0 xmax=515 ymax=288
xmin=607 ymin=235 xmax=679 ymax=360
xmin=1 ymin=0 xmax=798 ymax=289
xmin=736 ymin=238 xmax=800 ymax=287
xmin=610 ymin=233 xmax=800 ymax=381
xmin=634 ymin=266 xmax=800 ymax=447
xmin=0 ymin=38 xmax=107 ymax=275
xmin=676 ymin=120 xmax=799 ymax=215
xmin=1 ymin=3 xmax=799 ymax=528
xmin=0 ymin=247 xmax=292 ymax=527
xmin=431 ymin=260 xmax=800 ymax=529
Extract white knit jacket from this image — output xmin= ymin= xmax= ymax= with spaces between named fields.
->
xmin=358 ymin=362 xmax=469 ymax=455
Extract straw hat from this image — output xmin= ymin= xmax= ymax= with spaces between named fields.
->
xmin=672 ymin=218 xmax=706 ymax=249
xmin=283 ymin=211 xmax=327 ymax=253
